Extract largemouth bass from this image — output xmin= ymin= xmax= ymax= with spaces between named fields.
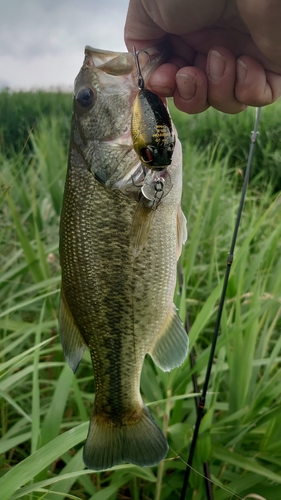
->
xmin=59 ymin=45 xmax=188 ymax=471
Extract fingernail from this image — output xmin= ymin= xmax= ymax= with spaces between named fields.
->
xmin=237 ymin=59 xmax=248 ymax=83
xmin=208 ymin=50 xmax=226 ymax=81
xmin=176 ymin=73 xmax=196 ymax=100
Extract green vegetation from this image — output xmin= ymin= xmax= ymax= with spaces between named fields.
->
xmin=1 ymin=91 xmax=281 ymax=500
xmin=0 ymin=89 xmax=72 ymax=155
xmin=171 ymin=101 xmax=281 ymax=191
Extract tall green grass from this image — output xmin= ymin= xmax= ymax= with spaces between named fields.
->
xmin=0 ymin=89 xmax=72 ymax=155
xmin=1 ymin=96 xmax=281 ymax=499
xmin=171 ymin=101 xmax=281 ymax=191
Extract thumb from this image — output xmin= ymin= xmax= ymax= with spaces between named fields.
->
xmin=237 ymin=0 xmax=281 ymax=71
xmin=124 ymin=0 xmax=166 ymax=52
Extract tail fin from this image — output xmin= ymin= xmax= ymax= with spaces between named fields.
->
xmin=83 ymin=406 xmax=168 ymax=470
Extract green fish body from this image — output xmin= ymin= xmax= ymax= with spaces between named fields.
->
xmin=59 ymin=46 xmax=188 ymax=471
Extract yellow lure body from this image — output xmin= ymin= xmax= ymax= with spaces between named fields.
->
xmin=131 ymin=87 xmax=175 ymax=169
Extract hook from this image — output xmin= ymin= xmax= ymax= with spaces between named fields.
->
xmin=132 ymin=46 xmax=150 ymax=90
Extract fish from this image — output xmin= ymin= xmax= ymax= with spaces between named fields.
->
xmin=58 ymin=45 xmax=188 ymax=471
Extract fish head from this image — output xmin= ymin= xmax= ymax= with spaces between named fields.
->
xmin=71 ymin=46 xmax=166 ymax=188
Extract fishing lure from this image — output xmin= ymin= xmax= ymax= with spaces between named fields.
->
xmin=131 ymin=47 xmax=176 ymax=169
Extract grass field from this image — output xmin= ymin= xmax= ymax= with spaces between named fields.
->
xmin=1 ymin=91 xmax=281 ymax=500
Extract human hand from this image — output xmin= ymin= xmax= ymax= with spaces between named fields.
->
xmin=124 ymin=0 xmax=281 ymax=114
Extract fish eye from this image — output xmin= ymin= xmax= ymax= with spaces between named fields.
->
xmin=76 ymin=87 xmax=95 ymax=108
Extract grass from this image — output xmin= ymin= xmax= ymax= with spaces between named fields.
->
xmin=1 ymin=92 xmax=281 ymax=499
xmin=171 ymin=101 xmax=281 ymax=191
xmin=0 ymin=89 xmax=72 ymax=156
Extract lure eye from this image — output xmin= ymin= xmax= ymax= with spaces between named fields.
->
xmin=140 ymin=146 xmax=158 ymax=165
xmin=76 ymin=87 xmax=95 ymax=108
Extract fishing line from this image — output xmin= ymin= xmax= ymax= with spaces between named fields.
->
xmin=179 ymin=107 xmax=262 ymax=500
xmin=169 ymin=447 xmax=245 ymax=500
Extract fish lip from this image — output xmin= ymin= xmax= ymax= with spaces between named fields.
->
xmin=82 ymin=44 xmax=166 ymax=86
xmin=84 ymin=43 xmax=165 ymax=62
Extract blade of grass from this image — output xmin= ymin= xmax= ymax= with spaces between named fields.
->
xmin=0 ymin=423 xmax=88 ymax=500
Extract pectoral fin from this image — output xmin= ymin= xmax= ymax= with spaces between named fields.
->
xmin=130 ymin=197 xmax=154 ymax=257
xmin=58 ymin=289 xmax=86 ymax=373
xmin=148 ymin=305 xmax=189 ymax=371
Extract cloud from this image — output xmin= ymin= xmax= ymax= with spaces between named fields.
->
xmin=0 ymin=0 xmax=129 ymax=89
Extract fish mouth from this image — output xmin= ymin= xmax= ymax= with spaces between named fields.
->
xmin=83 ymin=44 xmax=166 ymax=87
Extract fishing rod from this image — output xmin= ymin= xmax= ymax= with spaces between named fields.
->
xmin=177 ymin=264 xmax=214 ymax=500
xmin=180 ymin=107 xmax=262 ymax=500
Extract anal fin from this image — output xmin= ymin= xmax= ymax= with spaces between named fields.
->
xmin=58 ymin=289 xmax=86 ymax=373
xmin=148 ymin=305 xmax=189 ymax=372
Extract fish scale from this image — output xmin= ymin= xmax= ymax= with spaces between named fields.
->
xmin=59 ymin=45 xmax=189 ymax=471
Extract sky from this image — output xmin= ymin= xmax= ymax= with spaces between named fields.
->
xmin=0 ymin=0 xmax=129 ymax=90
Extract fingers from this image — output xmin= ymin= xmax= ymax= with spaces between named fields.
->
xmin=174 ymin=68 xmax=209 ymax=114
xmin=161 ymin=46 xmax=281 ymax=115
xmin=149 ymin=46 xmax=247 ymax=114
xmin=130 ymin=34 xmax=281 ymax=115
xmin=206 ymin=47 xmax=247 ymax=113
xmin=207 ymin=48 xmax=281 ymax=111
xmin=147 ymin=63 xmax=178 ymax=97
xmin=148 ymin=63 xmax=209 ymax=114
xmin=235 ymin=56 xmax=281 ymax=105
